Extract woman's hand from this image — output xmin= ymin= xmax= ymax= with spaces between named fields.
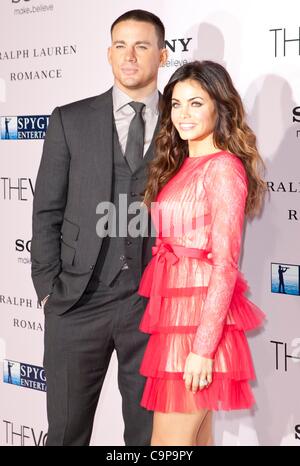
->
xmin=183 ymin=352 xmax=214 ymax=394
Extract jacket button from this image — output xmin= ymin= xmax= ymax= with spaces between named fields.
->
xmin=120 ymin=255 xmax=125 ymax=260
xmin=90 ymin=264 xmax=94 ymax=270
xmin=130 ymin=192 xmax=137 ymax=197
xmin=126 ymin=240 xmax=132 ymax=245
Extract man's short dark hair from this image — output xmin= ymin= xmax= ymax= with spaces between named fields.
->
xmin=111 ymin=9 xmax=165 ymax=49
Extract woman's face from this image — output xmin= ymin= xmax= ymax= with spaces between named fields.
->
xmin=171 ymin=79 xmax=217 ymax=143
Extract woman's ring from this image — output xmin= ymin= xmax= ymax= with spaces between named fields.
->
xmin=199 ymin=379 xmax=209 ymax=388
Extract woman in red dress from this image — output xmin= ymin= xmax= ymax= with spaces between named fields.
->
xmin=138 ymin=61 xmax=266 ymax=446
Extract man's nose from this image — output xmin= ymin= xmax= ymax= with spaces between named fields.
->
xmin=125 ymin=48 xmax=136 ymax=61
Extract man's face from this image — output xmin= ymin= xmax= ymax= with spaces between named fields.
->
xmin=108 ymin=20 xmax=167 ymax=92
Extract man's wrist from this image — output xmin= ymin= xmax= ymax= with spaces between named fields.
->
xmin=41 ymin=294 xmax=50 ymax=306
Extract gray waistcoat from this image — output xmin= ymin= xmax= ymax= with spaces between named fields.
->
xmin=92 ymin=120 xmax=157 ymax=286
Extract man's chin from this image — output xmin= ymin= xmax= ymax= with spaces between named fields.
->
xmin=120 ymin=80 xmax=146 ymax=90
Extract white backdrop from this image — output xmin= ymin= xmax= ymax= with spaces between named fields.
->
xmin=0 ymin=0 xmax=299 ymax=446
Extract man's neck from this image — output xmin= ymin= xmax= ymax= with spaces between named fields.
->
xmin=114 ymin=81 xmax=158 ymax=101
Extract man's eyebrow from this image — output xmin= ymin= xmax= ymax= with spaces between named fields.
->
xmin=171 ymin=96 xmax=204 ymax=101
xmin=112 ymin=40 xmax=152 ymax=46
xmin=135 ymin=41 xmax=151 ymax=45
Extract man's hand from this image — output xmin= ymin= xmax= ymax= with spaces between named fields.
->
xmin=41 ymin=294 xmax=50 ymax=307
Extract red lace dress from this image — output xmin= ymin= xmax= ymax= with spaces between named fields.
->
xmin=138 ymin=150 xmax=265 ymax=412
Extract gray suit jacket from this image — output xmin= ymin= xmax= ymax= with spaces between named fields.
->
xmin=31 ymin=87 xmax=159 ymax=314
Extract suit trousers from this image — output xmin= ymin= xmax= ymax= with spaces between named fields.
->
xmin=43 ymin=268 xmax=153 ymax=446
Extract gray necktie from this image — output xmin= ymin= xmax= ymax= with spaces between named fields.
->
xmin=124 ymin=101 xmax=145 ymax=173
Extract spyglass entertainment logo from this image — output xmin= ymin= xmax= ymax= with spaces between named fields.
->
xmin=3 ymin=359 xmax=47 ymax=392
xmin=271 ymin=262 xmax=300 ymax=296
xmin=0 ymin=115 xmax=49 ymax=139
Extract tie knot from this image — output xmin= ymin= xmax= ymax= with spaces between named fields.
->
xmin=129 ymin=101 xmax=145 ymax=114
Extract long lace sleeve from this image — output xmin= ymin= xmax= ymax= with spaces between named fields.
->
xmin=192 ymin=155 xmax=248 ymax=359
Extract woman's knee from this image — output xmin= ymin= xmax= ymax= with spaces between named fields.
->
xmin=151 ymin=410 xmax=208 ymax=446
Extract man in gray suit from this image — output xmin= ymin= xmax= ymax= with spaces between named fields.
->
xmin=31 ymin=9 xmax=168 ymax=446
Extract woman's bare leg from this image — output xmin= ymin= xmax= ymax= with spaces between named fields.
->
xmin=196 ymin=410 xmax=214 ymax=446
xmin=151 ymin=409 xmax=209 ymax=446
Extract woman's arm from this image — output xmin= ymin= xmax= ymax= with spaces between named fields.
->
xmin=192 ymin=154 xmax=248 ymax=359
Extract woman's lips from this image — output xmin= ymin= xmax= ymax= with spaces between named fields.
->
xmin=179 ymin=124 xmax=197 ymax=131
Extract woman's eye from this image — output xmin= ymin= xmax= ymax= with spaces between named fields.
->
xmin=171 ymin=102 xmax=202 ymax=108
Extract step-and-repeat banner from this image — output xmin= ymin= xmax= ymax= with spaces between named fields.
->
xmin=0 ymin=0 xmax=299 ymax=446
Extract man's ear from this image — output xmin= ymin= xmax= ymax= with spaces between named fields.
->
xmin=107 ymin=47 xmax=112 ymax=65
xmin=160 ymin=48 xmax=168 ymax=66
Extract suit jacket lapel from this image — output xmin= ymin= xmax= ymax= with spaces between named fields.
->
xmin=88 ymin=88 xmax=114 ymax=204
xmin=87 ymin=87 xmax=162 ymax=197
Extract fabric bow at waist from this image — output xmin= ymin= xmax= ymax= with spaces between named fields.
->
xmin=143 ymin=239 xmax=211 ymax=327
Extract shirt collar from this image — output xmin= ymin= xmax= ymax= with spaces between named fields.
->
xmin=112 ymin=84 xmax=159 ymax=115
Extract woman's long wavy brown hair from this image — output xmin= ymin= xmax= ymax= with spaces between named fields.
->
xmin=143 ymin=60 xmax=266 ymax=218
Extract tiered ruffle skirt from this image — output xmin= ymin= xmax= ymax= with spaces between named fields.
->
xmin=138 ymin=256 xmax=265 ymax=412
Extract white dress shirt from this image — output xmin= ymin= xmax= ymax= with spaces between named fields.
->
xmin=112 ymin=84 xmax=159 ymax=156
